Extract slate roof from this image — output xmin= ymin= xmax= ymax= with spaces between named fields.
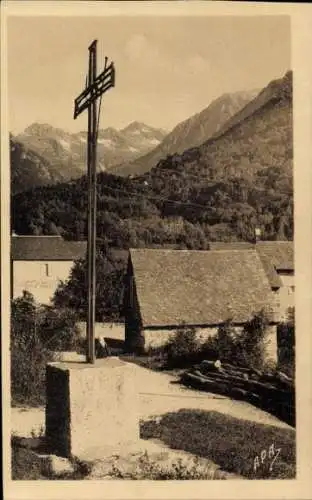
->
xmin=11 ymin=236 xmax=87 ymax=261
xmin=129 ymin=248 xmax=274 ymax=327
xmin=209 ymin=241 xmax=294 ymax=288
xmin=255 ymin=241 xmax=294 ymax=287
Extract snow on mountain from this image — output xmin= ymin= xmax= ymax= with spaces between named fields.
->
xmin=12 ymin=121 xmax=168 ymax=191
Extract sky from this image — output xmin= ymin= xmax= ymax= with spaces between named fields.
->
xmin=7 ymin=15 xmax=291 ymax=135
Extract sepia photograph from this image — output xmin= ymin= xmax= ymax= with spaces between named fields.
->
xmin=1 ymin=1 xmax=312 ymax=499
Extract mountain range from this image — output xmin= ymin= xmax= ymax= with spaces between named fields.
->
xmin=12 ymin=70 xmax=293 ymax=245
xmin=11 ymin=88 xmax=260 ymax=194
xmin=11 ymin=122 xmax=167 ymax=193
xmin=111 ymin=89 xmax=259 ymax=177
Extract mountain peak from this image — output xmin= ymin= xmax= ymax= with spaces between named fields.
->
xmin=23 ymin=123 xmax=64 ymax=137
xmin=122 ymin=121 xmax=148 ymax=131
xmin=112 ymin=88 xmax=259 ymax=177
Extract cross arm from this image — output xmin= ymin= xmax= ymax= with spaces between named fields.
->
xmin=74 ymin=62 xmax=115 ymax=119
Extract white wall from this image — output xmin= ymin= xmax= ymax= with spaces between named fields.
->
xmin=275 ymin=272 xmax=295 ymax=321
xmin=13 ymin=260 xmax=74 ymax=305
xmin=76 ymin=322 xmax=125 ymax=341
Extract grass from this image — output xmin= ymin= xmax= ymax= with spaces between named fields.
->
xmin=109 ymin=451 xmax=232 ymax=480
xmin=140 ymin=409 xmax=296 ymax=479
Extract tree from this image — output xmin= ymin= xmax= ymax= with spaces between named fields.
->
xmin=53 ymin=250 xmax=127 ymax=322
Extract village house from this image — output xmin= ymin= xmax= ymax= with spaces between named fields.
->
xmin=124 ymin=248 xmax=280 ymax=364
xmin=209 ymin=241 xmax=294 ymax=321
xmin=11 ymin=235 xmax=87 ymax=305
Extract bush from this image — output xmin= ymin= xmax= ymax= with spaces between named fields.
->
xmin=11 ymin=291 xmax=81 ymax=406
xmin=238 ymin=309 xmax=271 ymax=371
xmin=164 ymin=325 xmax=200 ymax=368
xmin=212 ymin=310 xmax=271 ymax=371
xmin=110 ymin=451 xmax=226 ymax=480
xmin=38 ymin=306 xmax=81 ymax=352
xmin=11 ymin=292 xmax=52 ymax=406
xmin=213 ymin=319 xmax=237 ymax=362
xmin=277 ymin=307 xmax=295 ymax=376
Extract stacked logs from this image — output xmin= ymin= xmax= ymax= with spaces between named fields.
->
xmin=180 ymin=361 xmax=295 ymax=426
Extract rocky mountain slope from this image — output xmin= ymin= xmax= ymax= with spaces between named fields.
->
xmin=10 ymin=137 xmax=67 ymax=194
xmin=143 ymin=71 xmax=292 ymax=183
xmin=12 ymin=122 xmax=167 ymax=193
xmin=111 ymin=89 xmax=259 ymax=177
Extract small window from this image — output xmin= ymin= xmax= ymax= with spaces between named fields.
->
xmin=45 ymin=263 xmax=51 ymax=277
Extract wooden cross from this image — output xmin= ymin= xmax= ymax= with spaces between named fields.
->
xmin=74 ymin=40 xmax=115 ymax=363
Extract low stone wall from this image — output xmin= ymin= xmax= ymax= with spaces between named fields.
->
xmin=143 ymin=325 xmax=278 ymax=366
xmin=143 ymin=327 xmax=219 ymax=351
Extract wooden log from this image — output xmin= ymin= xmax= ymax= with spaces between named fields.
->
xmin=199 ymin=360 xmax=222 ymax=373
xmin=229 ymin=387 xmax=248 ymax=400
xmin=181 ymin=372 xmax=230 ymax=396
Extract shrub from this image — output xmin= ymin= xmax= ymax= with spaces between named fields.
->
xmin=11 ymin=292 xmax=53 ymax=406
xmin=214 ymin=319 xmax=237 ymax=362
xmin=237 ymin=309 xmax=271 ymax=371
xmin=109 ymin=451 xmax=225 ymax=480
xmin=38 ymin=306 xmax=81 ymax=352
xmin=164 ymin=325 xmax=200 ymax=368
xmin=11 ymin=291 xmax=81 ymax=406
xmin=277 ymin=307 xmax=295 ymax=376
xmin=212 ymin=310 xmax=271 ymax=371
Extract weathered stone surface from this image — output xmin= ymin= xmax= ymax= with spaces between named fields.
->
xmin=51 ymin=351 xmax=86 ymax=362
xmin=42 ymin=454 xmax=75 ymax=477
xmin=46 ymin=357 xmax=139 ymax=459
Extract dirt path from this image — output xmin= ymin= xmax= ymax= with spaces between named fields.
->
xmin=11 ymin=362 xmax=292 ymax=438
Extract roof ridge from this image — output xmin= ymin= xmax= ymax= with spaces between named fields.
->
xmin=130 ymin=248 xmax=257 ymax=254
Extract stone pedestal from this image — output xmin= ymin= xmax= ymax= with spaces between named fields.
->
xmin=45 ymin=358 xmax=139 ymax=459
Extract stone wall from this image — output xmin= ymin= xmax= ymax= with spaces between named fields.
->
xmin=143 ymin=326 xmax=219 ymax=351
xmin=143 ymin=324 xmax=278 ymax=366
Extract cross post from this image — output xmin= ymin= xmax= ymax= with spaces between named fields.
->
xmin=74 ymin=40 xmax=115 ymax=363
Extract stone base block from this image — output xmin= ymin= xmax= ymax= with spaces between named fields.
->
xmin=45 ymin=357 xmax=139 ymax=459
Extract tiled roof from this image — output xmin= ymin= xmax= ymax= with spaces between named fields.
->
xmin=11 ymin=236 xmax=87 ymax=261
xmin=129 ymin=248 xmax=274 ymax=327
xmin=255 ymin=241 xmax=294 ymax=288
xmin=208 ymin=241 xmax=294 ymax=288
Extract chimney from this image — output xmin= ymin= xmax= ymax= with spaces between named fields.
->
xmin=254 ymin=227 xmax=261 ymax=244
